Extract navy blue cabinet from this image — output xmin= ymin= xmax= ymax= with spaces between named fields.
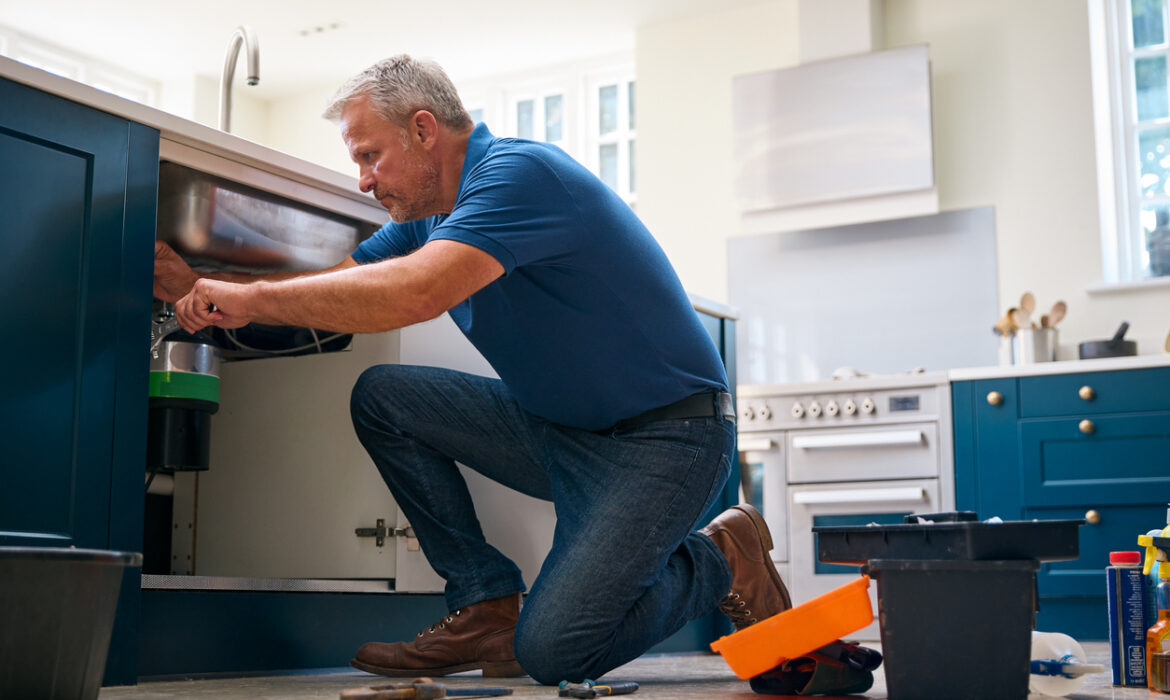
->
xmin=0 ymin=77 xmax=158 ymax=683
xmin=953 ymin=365 xmax=1170 ymax=640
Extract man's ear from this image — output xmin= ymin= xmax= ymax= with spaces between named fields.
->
xmin=411 ymin=110 xmax=439 ymax=149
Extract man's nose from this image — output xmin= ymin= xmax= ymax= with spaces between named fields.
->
xmin=358 ymin=173 xmax=375 ymax=193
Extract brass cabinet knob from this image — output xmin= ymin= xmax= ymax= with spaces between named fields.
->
xmin=1079 ymin=385 xmax=1095 ymax=401
xmin=1079 ymin=419 xmax=1095 ymax=434
xmin=987 ymin=391 xmax=1003 ymax=406
xmin=1085 ymin=509 xmax=1101 ymax=525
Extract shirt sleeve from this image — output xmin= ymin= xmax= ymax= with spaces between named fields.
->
xmin=351 ymin=218 xmax=433 ymax=264
xmin=429 ymin=150 xmax=580 ymax=275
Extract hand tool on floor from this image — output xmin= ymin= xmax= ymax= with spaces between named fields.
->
xmin=557 ymin=679 xmax=639 ymax=698
xmin=339 ymin=676 xmax=514 ymax=700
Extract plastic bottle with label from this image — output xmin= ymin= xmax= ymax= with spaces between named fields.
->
xmin=1107 ymin=550 xmax=1147 ymax=687
xmin=1149 ymin=561 xmax=1170 ymax=692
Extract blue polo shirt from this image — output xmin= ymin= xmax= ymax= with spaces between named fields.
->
xmin=352 ymin=124 xmax=727 ymax=430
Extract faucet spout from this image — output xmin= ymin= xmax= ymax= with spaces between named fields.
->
xmin=219 ymin=25 xmax=260 ymax=132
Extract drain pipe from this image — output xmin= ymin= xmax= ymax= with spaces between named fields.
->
xmin=218 ymin=25 xmax=260 ymax=132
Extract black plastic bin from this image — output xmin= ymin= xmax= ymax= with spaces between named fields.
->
xmin=865 ymin=558 xmax=1039 ymax=700
xmin=0 ymin=547 xmax=142 ymax=700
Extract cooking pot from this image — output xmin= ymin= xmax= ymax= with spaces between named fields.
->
xmin=1078 ymin=321 xmax=1137 ymax=359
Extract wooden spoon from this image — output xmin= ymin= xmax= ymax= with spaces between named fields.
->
xmin=1011 ymin=307 xmax=1032 ymax=330
xmin=1048 ymin=300 xmax=1067 ymax=327
xmin=1020 ymin=292 xmax=1036 ymax=316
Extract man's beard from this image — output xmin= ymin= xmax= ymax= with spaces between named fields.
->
xmin=377 ymin=155 xmax=441 ymax=224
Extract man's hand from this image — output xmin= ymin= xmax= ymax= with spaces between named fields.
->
xmin=174 ymin=278 xmax=255 ymax=333
xmin=154 ymin=241 xmax=201 ymax=302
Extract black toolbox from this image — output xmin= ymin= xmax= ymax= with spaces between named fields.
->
xmin=812 ymin=512 xmax=1083 ymax=700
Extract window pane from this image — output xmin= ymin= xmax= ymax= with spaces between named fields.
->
xmin=468 ymin=107 xmax=484 ymax=124
xmin=545 ymin=94 xmax=563 ymax=142
xmin=599 ymin=85 xmax=618 ymax=135
xmin=628 ymin=81 xmax=636 ymax=130
xmin=1136 ymin=56 xmax=1169 ymax=121
xmin=1141 ymin=204 xmax=1170 ymax=276
xmin=599 ymin=143 xmax=618 ymax=190
xmin=629 ymin=139 xmax=636 ymax=194
xmin=1139 ymin=126 xmax=1170 ymax=197
xmin=1132 ymin=0 xmax=1166 ymax=49
xmin=516 ymin=99 xmax=534 ymax=139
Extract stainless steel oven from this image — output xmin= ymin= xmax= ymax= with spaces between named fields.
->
xmin=737 ymin=373 xmax=954 ymax=639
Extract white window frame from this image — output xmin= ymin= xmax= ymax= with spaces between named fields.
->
xmin=455 ymin=54 xmax=634 ymax=203
xmin=585 ymin=68 xmax=637 ymax=205
xmin=0 ymin=23 xmax=158 ymax=106
xmin=1090 ymin=0 xmax=1170 ymax=283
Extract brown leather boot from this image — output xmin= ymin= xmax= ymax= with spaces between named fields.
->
xmin=350 ymin=593 xmax=526 ymax=677
xmin=699 ymin=504 xmax=792 ymax=629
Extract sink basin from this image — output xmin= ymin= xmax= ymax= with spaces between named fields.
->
xmin=157 ymin=161 xmax=378 ymax=271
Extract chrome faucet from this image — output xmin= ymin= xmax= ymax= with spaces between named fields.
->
xmin=218 ymin=25 xmax=260 ymax=133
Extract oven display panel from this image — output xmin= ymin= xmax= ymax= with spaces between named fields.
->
xmin=888 ymin=395 xmax=920 ymax=412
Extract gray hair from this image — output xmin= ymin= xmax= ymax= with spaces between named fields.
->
xmin=322 ymin=54 xmax=473 ymax=131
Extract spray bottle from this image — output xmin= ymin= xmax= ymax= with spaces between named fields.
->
xmin=1028 ymin=631 xmax=1105 ymax=696
xmin=1138 ymin=526 xmax=1170 ymax=693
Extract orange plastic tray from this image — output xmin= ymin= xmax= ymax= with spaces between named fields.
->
xmin=709 ymin=575 xmax=873 ymax=679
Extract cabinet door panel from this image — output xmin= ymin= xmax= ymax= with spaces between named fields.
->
xmin=1020 ymin=413 xmax=1170 ymax=507
xmin=0 ymin=78 xmax=131 ymax=548
xmin=1026 ymin=503 xmax=1168 ymax=596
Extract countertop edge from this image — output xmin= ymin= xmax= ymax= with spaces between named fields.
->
xmin=0 ymin=56 xmax=380 ymax=217
xmin=947 ymin=353 xmax=1170 ymax=381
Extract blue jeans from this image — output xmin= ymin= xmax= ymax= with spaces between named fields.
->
xmin=349 ymin=364 xmax=735 ymax=685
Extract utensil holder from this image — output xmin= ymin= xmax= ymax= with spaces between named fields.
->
xmin=1013 ymin=328 xmax=1057 ymax=364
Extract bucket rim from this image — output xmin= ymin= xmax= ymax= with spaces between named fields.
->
xmin=0 ymin=546 xmax=142 ymax=566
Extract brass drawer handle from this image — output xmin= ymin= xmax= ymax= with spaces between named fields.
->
xmin=1079 ymin=419 xmax=1095 ymax=434
xmin=1079 ymin=385 xmax=1095 ymax=401
xmin=987 ymin=391 xmax=1003 ymax=406
xmin=1085 ymin=509 xmax=1101 ymax=525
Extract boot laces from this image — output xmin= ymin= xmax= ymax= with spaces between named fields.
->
xmin=718 ymin=592 xmax=758 ymax=627
xmin=415 ymin=609 xmax=462 ymax=637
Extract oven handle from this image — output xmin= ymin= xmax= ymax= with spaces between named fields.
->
xmin=791 ymin=429 xmax=923 ymax=450
xmin=792 ymin=486 xmax=926 ymax=505
xmin=737 ymin=438 xmax=777 ymax=453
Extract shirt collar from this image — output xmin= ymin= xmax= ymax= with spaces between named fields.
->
xmin=456 ymin=122 xmax=494 ymax=201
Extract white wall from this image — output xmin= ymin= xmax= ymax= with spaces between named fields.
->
xmin=636 ymin=0 xmax=1170 ymax=358
xmin=635 ymin=0 xmax=801 ymax=303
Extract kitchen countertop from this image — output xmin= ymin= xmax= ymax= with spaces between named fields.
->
xmin=948 ymin=352 xmax=1170 ymax=381
xmin=0 ymin=55 xmax=385 ymax=225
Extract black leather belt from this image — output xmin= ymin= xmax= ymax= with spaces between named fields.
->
xmin=613 ymin=391 xmax=735 ymax=430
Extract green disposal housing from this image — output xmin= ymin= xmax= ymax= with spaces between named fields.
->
xmin=147 ymin=336 xmax=220 ymax=471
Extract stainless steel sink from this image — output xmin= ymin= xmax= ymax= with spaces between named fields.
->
xmin=157 ymin=161 xmax=377 ymax=272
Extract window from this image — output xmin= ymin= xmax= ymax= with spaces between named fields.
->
xmin=463 ymin=57 xmax=635 ymax=205
xmin=588 ymin=74 xmax=636 ymax=205
xmin=1093 ymin=0 xmax=1170 ymax=281
xmin=0 ymin=23 xmax=158 ymax=106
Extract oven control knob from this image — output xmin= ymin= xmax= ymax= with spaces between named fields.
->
xmin=758 ymin=404 xmax=772 ymax=420
xmin=808 ymin=401 xmax=823 ymax=418
xmin=825 ymin=400 xmax=839 ymax=417
xmin=740 ymin=404 xmax=755 ymax=421
xmin=843 ymin=399 xmax=858 ymax=416
xmin=861 ymin=397 xmax=876 ymax=414
xmin=791 ymin=402 xmax=805 ymax=419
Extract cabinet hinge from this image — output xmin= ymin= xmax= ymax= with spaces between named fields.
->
xmin=355 ymin=518 xmax=417 ymax=549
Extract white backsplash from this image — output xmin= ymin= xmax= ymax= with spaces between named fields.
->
xmin=728 ymin=207 xmax=999 ymax=384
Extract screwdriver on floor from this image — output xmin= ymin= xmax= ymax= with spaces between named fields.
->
xmin=557 ymin=680 xmax=639 ymax=698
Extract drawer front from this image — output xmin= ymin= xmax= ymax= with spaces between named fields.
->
xmin=787 ymin=423 xmax=939 ymax=483
xmin=1020 ymin=366 xmax=1170 ymax=418
xmin=1019 ymin=413 xmax=1170 ymax=507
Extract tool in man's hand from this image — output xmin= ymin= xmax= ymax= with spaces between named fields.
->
xmin=339 ymin=676 xmax=513 ymax=700
xmin=557 ymin=679 xmax=639 ymax=698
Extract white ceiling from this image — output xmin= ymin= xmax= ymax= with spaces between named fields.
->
xmin=0 ymin=0 xmax=766 ymax=98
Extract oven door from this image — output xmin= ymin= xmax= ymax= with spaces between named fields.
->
xmin=737 ymin=433 xmax=787 ymax=565
xmin=788 ymin=477 xmax=941 ymax=640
